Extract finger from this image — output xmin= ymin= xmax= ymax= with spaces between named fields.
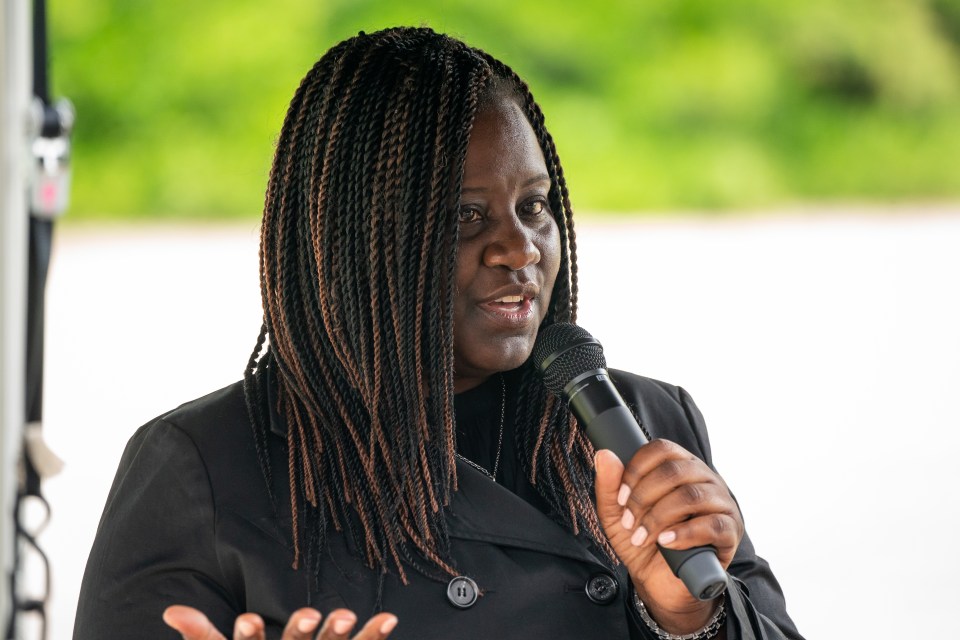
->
xmin=620 ymin=439 xmax=695 ymax=487
xmin=281 ymin=608 xmax=323 ymax=640
xmin=637 ymin=481 xmax=735 ymax=540
xmin=351 ymin=613 xmax=399 ymax=639
xmin=233 ymin=613 xmax=266 ymax=640
xmin=657 ymin=513 xmax=742 ymax=566
xmin=593 ymin=449 xmax=626 ymax=531
xmin=163 ymin=606 xmax=227 ymax=640
xmin=623 ymin=457 xmax=719 ymax=516
xmin=316 ymin=609 xmax=357 ymax=639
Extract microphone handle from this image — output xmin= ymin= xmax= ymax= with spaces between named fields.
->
xmin=568 ymin=373 xmax=728 ymax=601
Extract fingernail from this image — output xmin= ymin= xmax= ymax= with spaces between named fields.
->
xmin=380 ymin=616 xmax=399 ymax=634
xmin=631 ymin=526 xmax=648 ymax=546
xmin=620 ymin=509 xmax=635 ymax=530
xmin=658 ymin=530 xmax=677 ymax=545
xmin=617 ymin=484 xmax=630 ymax=507
xmin=297 ymin=616 xmax=320 ymax=633
xmin=333 ymin=618 xmax=355 ymax=635
xmin=237 ymin=620 xmax=256 ymax=637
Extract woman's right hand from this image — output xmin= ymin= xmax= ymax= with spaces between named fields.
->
xmin=163 ymin=605 xmax=398 ymax=640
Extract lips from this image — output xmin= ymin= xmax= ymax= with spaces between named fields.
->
xmin=478 ymin=282 xmax=540 ymax=326
xmin=481 ymin=282 xmax=540 ymax=305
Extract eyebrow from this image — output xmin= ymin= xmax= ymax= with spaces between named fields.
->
xmin=461 ymin=173 xmax=551 ymax=194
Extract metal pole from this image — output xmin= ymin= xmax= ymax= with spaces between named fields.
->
xmin=1 ymin=0 xmax=32 ymax=634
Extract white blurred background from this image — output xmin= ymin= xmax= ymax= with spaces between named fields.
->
xmin=39 ymin=206 xmax=960 ymax=639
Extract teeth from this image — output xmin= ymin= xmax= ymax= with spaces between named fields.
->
xmin=495 ymin=295 xmax=523 ymax=303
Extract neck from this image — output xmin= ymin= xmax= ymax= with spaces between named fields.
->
xmin=453 ymin=374 xmax=492 ymax=394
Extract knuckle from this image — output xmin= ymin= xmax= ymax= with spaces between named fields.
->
xmin=642 ymin=507 xmax=665 ymax=532
xmin=648 ymin=438 xmax=672 ymax=454
xmin=681 ymin=483 xmax=703 ymax=505
xmin=626 ymin=491 xmax=645 ymax=510
xmin=623 ymin=459 xmax=642 ymax=480
xmin=659 ymin=458 xmax=684 ymax=480
xmin=653 ymin=438 xmax=683 ymax=455
xmin=710 ymin=515 xmax=728 ymax=536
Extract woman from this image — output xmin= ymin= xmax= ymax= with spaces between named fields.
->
xmin=74 ymin=27 xmax=803 ymax=640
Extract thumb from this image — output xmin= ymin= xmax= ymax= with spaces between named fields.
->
xmin=593 ymin=449 xmax=626 ymax=529
xmin=163 ymin=605 xmax=226 ymax=640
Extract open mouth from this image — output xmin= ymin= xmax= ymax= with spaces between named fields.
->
xmin=481 ymin=295 xmax=534 ymax=323
xmin=490 ymin=294 xmax=525 ymax=310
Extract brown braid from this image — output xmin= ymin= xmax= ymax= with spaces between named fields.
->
xmin=243 ymin=26 xmax=612 ymax=584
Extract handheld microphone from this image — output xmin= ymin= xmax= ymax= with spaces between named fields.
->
xmin=531 ymin=323 xmax=727 ymax=601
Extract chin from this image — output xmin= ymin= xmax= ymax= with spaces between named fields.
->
xmin=491 ymin=334 xmax=537 ymax=371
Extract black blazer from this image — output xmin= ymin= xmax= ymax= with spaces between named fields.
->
xmin=73 ymin=371 xmax=803 ymax=639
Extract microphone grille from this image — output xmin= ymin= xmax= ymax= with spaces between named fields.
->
xmin=532 ymin=323 xmax=607 ymax=396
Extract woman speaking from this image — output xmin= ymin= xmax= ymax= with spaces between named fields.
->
xmin=73 ymin=27 xmax=803 ymax=640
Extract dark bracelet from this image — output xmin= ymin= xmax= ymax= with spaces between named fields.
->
xmin=632 ymin=592 xmax=726 ymax=640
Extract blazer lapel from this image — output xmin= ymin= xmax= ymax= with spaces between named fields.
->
xmin=446 ymin=459 xmax=604 ymax=567
xmin=267 ymin=372 xmax=607 ymax=569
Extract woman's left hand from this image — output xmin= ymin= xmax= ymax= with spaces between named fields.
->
xmin=594 ymin=440 xmax=744 ymax=634
xmin=163 ymin=605 xmax=398 ymax=640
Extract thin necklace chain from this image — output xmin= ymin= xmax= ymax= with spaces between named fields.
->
xmin=455 ymin=374 xmax=506 ymax=482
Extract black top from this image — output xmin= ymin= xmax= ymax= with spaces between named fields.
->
xmin=74 ymin=371 xmax=804 ymax=640
xmin=453 ymin=374 xmax=505 ymax=481
xmin=454 ymin=373 xmax=552 ymax=515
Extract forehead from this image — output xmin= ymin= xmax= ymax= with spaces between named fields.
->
xmin=463 ymin=97 xmax=547 ymax=180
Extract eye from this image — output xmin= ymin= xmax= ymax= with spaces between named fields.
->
xmin=520 ymin=198 xmax=548 ymax=217
xmin=458 ymin=205 xmax=482 ymax=224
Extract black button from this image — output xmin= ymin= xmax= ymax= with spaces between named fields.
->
xmin=585 ymin=573 xmax=619 ymax=605
xmin=447 ymin=576 xmax=479 ymax=609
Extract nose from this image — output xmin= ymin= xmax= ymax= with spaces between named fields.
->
xmin=482 ymin=214 xmax=541 ymax=270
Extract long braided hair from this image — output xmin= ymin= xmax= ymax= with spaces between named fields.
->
xmin=244 ymin=26 xmax=612 ymax=584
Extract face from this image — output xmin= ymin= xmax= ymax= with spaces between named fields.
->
xmin=452 ymin=96 xmax=562 ymax=393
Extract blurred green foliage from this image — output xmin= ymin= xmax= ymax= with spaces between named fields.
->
xmin=51 ymin=0 xmax=960 ymax=218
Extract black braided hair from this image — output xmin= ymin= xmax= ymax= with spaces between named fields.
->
xmin=243 ymin=26 xmax=612 ymax=584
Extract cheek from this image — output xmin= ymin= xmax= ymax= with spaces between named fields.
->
xmin=535 ymin=227 xmax=562 ymax=320
xmin=539 ymin=223 xmax=562 ymax=289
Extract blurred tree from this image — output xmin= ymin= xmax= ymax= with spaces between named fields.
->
xmin=51 ymin=0 xmax=960 ymax=218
